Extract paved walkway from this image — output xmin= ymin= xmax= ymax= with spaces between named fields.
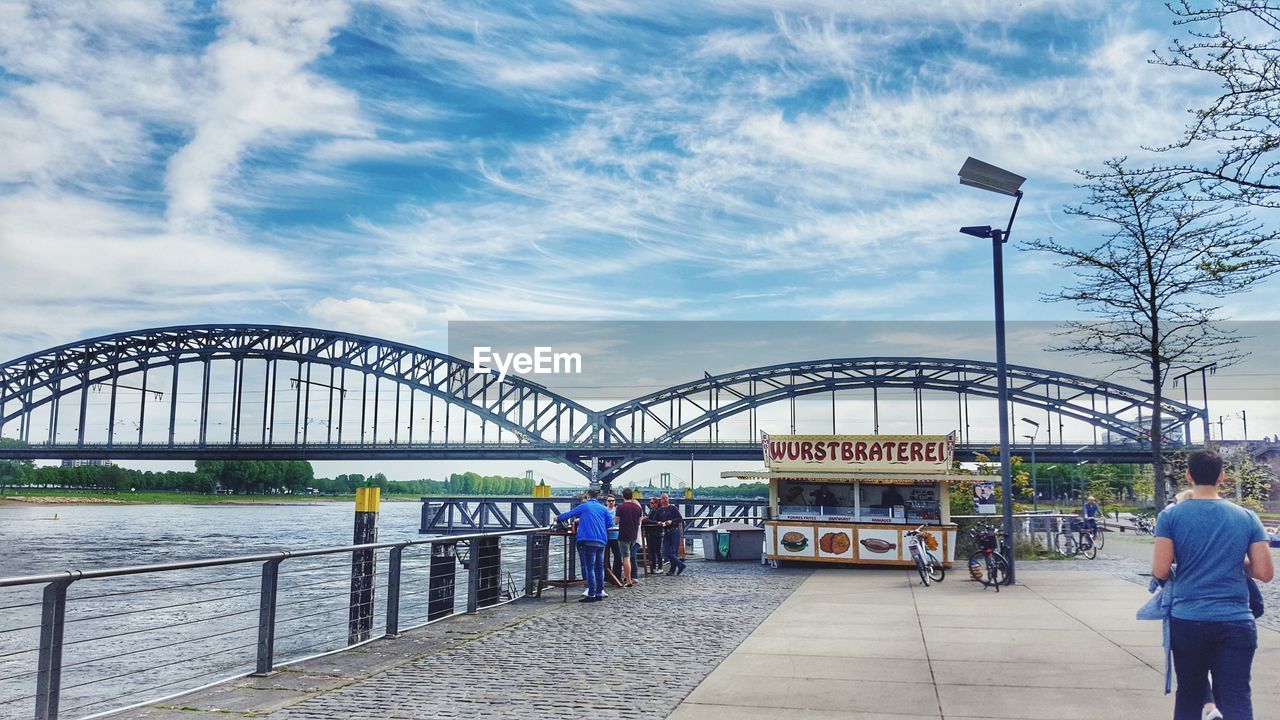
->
xmin=123 ymin=555 xmax=1280 ymax=720
xmin=671 ymin=566 xmax=1280 ymax=720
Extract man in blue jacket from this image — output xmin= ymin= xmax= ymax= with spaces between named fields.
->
xmin=557 ymin=489 xmax=612 ymax=602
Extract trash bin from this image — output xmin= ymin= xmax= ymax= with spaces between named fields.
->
xmin=699 ymin=522 xmax=765 ymax=561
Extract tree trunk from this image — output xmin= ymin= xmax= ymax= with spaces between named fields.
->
xmin=1151 ymin=362 xmax=1166 ymax=507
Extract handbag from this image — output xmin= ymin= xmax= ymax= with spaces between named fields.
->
xmin=1249 ymin=577 xmax=1265 ymax=618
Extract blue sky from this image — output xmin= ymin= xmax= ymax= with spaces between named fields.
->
xmin=2 ymin=1 xmax=1277 ymax=481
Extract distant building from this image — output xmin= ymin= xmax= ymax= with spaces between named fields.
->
xmin=59 ymin=459 xmax=114 ymax=468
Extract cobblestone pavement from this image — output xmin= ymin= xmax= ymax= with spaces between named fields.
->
xmin=275 ymin=562 xmax=810 ymax=720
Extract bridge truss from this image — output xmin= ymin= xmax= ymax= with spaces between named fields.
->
xmin=0 ymin=326 xmax=1207 ymax=484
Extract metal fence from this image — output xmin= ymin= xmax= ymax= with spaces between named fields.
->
xmin=0 ymin=528 xmax=556 ymax=720
xmin=419 ymin=496 xmax=769 ymax=533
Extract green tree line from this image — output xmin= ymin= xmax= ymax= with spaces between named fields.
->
xmin=0 ymin=449 xmax=535 ymax=497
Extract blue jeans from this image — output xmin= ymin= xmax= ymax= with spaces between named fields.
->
xmin=577 ymin=541 xmax=605 ymax=597
xmin=1170 ymin=617 xmax=1257 ymax=720
xmin=661 ymin=529 xmax=685 ymax=572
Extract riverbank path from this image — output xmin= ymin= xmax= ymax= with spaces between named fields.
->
xmin=123 ymin=557 xmax=1280 ymax=720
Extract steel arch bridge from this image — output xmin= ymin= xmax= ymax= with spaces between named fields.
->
xmin=0 ymin=325 xmax=1206 ymax=484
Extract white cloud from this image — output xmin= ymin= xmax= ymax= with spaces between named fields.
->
xmin=164 ymin=0 xmax=371 ymax=228
xmin=308 ymin=293 xmax=468 ymax=340
xmin=0 ymin=189 xmax=304 ymax=359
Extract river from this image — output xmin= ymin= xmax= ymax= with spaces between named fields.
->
xmin=0 ymin=501 xmax=428 ymax=577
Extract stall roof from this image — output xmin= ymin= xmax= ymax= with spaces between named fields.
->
xmin=720 ymin=469 xmax=988 ymax=484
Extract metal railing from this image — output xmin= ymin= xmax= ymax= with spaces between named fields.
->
xmin=419 ymin=496 xmax=769 ymax=533
xmin=0 ymin=528 xmax=554 ymax=720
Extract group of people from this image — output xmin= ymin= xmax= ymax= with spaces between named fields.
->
xmin=555 ymin=488 xmax=688 ymax=603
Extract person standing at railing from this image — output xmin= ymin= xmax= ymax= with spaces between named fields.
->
xmin=605 ymin=495 xmax=623 ymax=586
xmin=643 ymin=497 xmax=664 ymax=573
xmin=616 ymin=488 xmax=643 ymax=587
xmin=557 ymin=488 xmax=612 ymax=603
xmin=653 ymin=492 xmax=687 ymax=576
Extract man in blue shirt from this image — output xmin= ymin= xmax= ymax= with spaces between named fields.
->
xmin=557 ymin=489 xmax=612 ymax=602
xmin=1082 ymin=496 xmax=1100 ymax=534
xmin=1153 ymin=449 xmax=1274 ymax=720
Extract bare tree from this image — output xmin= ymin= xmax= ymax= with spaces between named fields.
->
xmin=1024 ymin=158 xmax=1280 ymax=505
xmin=1151 ymin=1 xmax=1280 ymax=205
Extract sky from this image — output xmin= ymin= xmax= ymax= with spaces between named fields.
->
xmin=2 ymin=1 xmax=1278 ymax=484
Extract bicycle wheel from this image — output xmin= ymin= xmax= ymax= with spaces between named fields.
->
xmin=1056 ymin=532 xmax=1077 ymax=557
xmin=991 ymin=553 xmax=1011 ymax=586
xmin=968 ymin=551 xmax=1002 ymax=588
xmin=1080 ymin=533 xmax=1097 ymax=560
xmin=1093 ymin=527 xmax=1105 ymax=550
xmin=925 ymin=551 xmax=945 ymax=582
xmin=915 ymin=551 xmax=931 ymax=586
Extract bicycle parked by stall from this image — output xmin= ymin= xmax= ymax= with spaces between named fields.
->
xmin=1056 ymin=518 xmax=1098 ymax=559
xmin=906 ymin=524 xmax=945 ymax=586
xmin=967 ymin=523 xmax=1010 ymax=591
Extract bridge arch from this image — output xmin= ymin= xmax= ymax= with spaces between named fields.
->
xmin=596 ymin=357 xmax=1204 ymax=450
xmin=0 ymin=325 xmax=594 ymax=449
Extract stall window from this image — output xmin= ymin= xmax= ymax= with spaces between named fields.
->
xmin=777 ymin=481 xmax=851 ymax=516
xmin=861 ymin=484 xmax=907 ymax=521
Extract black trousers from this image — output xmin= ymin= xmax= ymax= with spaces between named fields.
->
xmin=643 ymin=526 xmax=664 ymax=571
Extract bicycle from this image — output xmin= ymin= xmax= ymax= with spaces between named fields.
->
xmin=967 ymin=523 xmax=1010 ymax=591
xmin=1134 ymin=515 xmax=1155 ymax=536
xmin=1082 ymin=516 xmax=1105 ymax=550
xmin=906 ymin=525 xmax=945 ymax=586
xmin=1056 ymin=519 xmax=1097 ymax=559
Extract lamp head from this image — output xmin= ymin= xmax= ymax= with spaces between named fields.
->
xmin=1020 ymin=417 xmax=1040 ymax=428
xmin=959 ymin=225 xmax=994 ymax=238
xmin=958 ymin=157 xmax=1026 ymax=196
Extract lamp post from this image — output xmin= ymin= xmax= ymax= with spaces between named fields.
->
xmin=958 ymin=157 xmax=1026 ymax=584
xmin=1076 ymin=460 xmax=1090 ymax=503
xmin=1021 ymin=417 xmax=1039 ymax=511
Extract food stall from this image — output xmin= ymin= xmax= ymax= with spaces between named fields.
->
xmin=726 ymin=433 xmax=973 ymax=567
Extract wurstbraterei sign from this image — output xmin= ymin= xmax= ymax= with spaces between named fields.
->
xmin=761 ymin=432 xmax=955 ymax=474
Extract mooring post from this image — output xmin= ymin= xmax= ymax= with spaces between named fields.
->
xmin=348 ymin=486 xmax=380 ymax=645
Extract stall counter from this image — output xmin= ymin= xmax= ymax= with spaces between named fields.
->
xmin=764 ymin=520 xmax=958 ymax=566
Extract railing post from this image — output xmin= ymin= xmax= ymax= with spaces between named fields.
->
xmin=466 ymin=541 xmax=479 ymax=613
xmin=385 ymin=545 xmax=403 ymax=638
xmin=427 ymin=541 xmax=457 ymax=622
xmin=252 ymin=558 xmax=282 ymax=677
xmin=34 ymin=578 xmax=70 ymax=720
xmin=524 ymin=533 xmax=538 ymax=596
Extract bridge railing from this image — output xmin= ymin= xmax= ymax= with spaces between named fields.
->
xmin=419 ymin=496 xmax=770 ymax=534
xmin=0 ymin=528 xmax=554 ymax=720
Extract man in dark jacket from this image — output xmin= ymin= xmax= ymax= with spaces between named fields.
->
xmin=643 ymin=498 xmax=664 ymax=573
xmin=557 ymin=489 xmax=612 ymax=602
xmin=652 ymin=493 xmax=687 ymax=576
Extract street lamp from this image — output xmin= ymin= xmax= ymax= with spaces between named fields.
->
xmin=1021 ymin=417 xmax=1039 ymax=511
xmin=959 ymin=156 xmax=1026 ymax=583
